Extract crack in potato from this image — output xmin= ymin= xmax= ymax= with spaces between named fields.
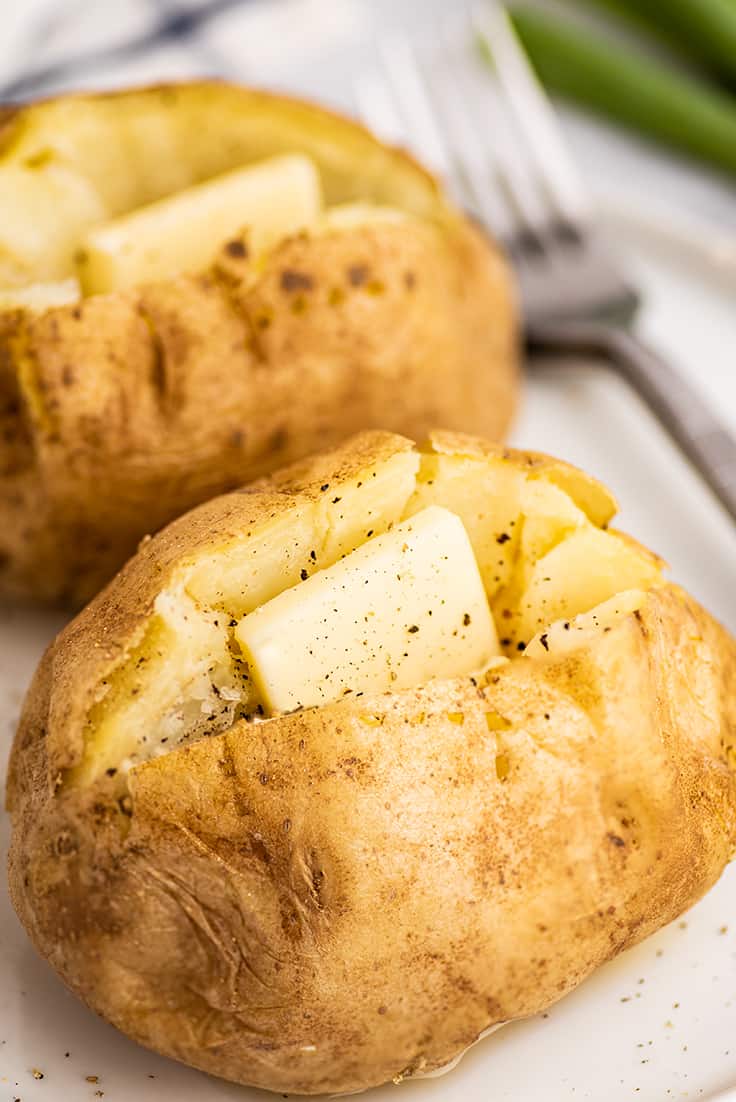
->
xmin=68 ymin=437 xmax=664 ymax=787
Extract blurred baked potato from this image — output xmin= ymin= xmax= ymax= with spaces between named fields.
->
xmin=0 ymin=83 xmax=518 ymax=604
xmin=8 ymin=429 xmax=736 ymax=1096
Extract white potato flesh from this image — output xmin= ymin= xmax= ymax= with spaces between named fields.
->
xmin=184 ymin=450 xmax=420 ymax=615
xmin=514 ymin=527 xmax=664 ymax=645
xmin=404 ymin=453 xmax=524 ymax=596
xmin=75 ymin=153 xmax=323 ymax=293
xmin=518 ymin=479 xmax=587 ymax=565
xmin=77 ymin=590 xmax=244 ymax=783
xmin=235 ymin=506 xmax=500 ymax=714
xmin=0 ymin=163 xmax=106 ymax=287
xmin=524 ymin=589 xmax=649 ymax=659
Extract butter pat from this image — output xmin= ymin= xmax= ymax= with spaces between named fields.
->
xmin=235 ymin=506 xmax=499 ymax=714
xmin=76 ymin=153 xmax=323 ymax=293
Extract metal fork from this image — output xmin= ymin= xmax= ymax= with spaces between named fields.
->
xmin=355 ymin=1 xmax=736 ymax=524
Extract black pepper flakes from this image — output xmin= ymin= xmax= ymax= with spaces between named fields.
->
xmin=117 ymin=795 xmax=133 ymax=817
xmin=496 ymin=533 xmax=511 ymax=545
xmin=300 ymin=569 xmax=308 ymax=581
xmin=224 ymin=239 xmax=248 ymax=259
xmin=539 ymin=633 xmax=549 ymax=651
xmin=280 ymin=269 xmax=314 ymax=292
xmin=347 ymin=264 xmax=369 ymax=286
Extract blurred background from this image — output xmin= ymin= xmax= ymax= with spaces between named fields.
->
xmin=2 ymin=0 xmax=735 ymax=240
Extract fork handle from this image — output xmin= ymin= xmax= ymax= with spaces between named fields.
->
xmin=526 ymin=319 xmax=736 ymax=525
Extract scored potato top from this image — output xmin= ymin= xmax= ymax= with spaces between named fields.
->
xmin=19 ymin=427 xmax=665 ymax=789
xmin=0 ymin=83 xmax=449 ymax=287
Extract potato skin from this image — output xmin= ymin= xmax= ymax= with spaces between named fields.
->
xmin=6 ymin=434 xmax=736 ymax=1096
xmin=0 ymin=84 xmax=518 ymax=605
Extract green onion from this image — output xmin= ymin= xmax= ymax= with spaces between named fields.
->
xmin=579 ymin=0 xmax=736 ymax=83
xmin=509 ymin=6 xmax=736 ymax=177
xmin=557 ymin=0 xmax=695 ymax=58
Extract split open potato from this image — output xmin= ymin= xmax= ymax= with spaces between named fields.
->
xmin=0 ymin=83 xmax=518 ymax=604
xmin=8 ymin=430 xmax=736 ymax=1096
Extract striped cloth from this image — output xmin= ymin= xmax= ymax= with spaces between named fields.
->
xmin=0 ymin=0 xmax=407 ymax=112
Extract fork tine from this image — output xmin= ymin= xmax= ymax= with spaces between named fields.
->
xmin=473 ymin=2 xmax=590 ymax=227
xmin=355 ymin=14 xmax=579 ymax=254
xmin=430 ymin=19 xmax=515 ymax=238
xmin=355 ymin=45 xmax=473 ymax=218
xmin=378 ymin=34 xmax=455 ymax=181
xmin=440 ymin=25 xmax=551 ymax=243
xmin=374 ymin=24 xmax=548 ymax=246
xmin=353 ymin=70 xmax=408 ymax=150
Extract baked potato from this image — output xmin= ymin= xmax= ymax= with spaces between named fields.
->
xmin=7 ymin=429 xmax=736 ymax=1095
xmin=0 ymin=82 xmax=518 ymax=605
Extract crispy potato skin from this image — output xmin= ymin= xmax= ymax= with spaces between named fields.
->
xmin=0 ymin=84 xmax=518 ymax=605
xmin=6 ymin=432 xmax=736 ymax=1095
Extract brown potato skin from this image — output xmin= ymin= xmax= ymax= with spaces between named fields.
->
xmin=0 ymin=85 xmax=518 ymax=606
xmin=6 ymin=433 xmax=736 ymax=1095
